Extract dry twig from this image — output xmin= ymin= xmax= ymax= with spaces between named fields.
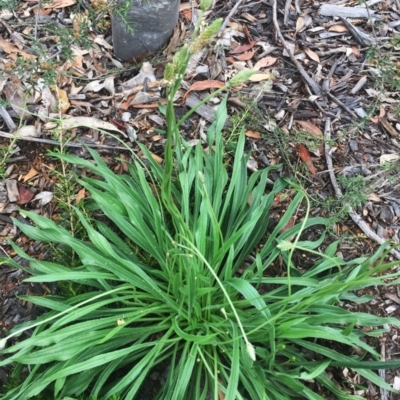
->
xmin=0 ymin=107 xmax=16 ymax=131
xmin=283 ymin=0 xmax=292 ymax=26
xmin=220 ymin=0 xmax=246 ymax=33
xmin=272 ymin=0 xmax=322 ymax=97
xmin=379 ymin=332 xmax=389 ymax=400
xmin=0 ymin=130 xmax=132 ymax=152
xmin=326 ymin=93 xmax=359 ymax=120
xmin=324 ymin=118 xmax=400 ymax=260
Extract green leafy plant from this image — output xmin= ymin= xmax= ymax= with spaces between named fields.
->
xmin=2 ymin=104 xmax=400 ymax=400
xmin=0 ymin=0 xmax=16 ymax=9
xmin=1 ymin=4 xmax=400 ymax=400
xmin=366 ymin=42 xmax=400 ymax=91
xmin=0 ymin=136 xmax=17 ymax=179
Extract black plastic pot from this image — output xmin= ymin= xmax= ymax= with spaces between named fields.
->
xmin=111 ymin=0 xmax=180 ymax=61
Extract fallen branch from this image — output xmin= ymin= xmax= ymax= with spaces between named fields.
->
xmin=272 ymin=0 xmax=323 ymax=97
xmin=324 ymin=118 xmax=400 ymax=260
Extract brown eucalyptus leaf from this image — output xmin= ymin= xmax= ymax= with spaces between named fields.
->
xmin=296 ymin=120 xmax=322 ymax=137
xmin=304 ymin=48 xmax=320 ymax=63
xmin=298 ymin=144 xmax=316 ymax=176
xmin=329 ymin=25 xmax=348 ymax=32
xmin=234 ymin=51 xmax=256 ymax=61
xmin=245 ymin=130 xmax=261 ymax=139
xmin=254 ymin=56 xmax=277 ymax=70
xmin=229 ymin=41 xmax=257 ymax=54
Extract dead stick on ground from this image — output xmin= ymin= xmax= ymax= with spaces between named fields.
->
xmin=0 ymin=106 xmax=16 ymax=131
xmin=0 ymin=131 xmax=132 ymax=152
xmin=220 ymin=0 xmax=246 ymax=33
xmin=379 ymin=331 xmax=389 ymax=400
xmin=324 ymin=118 xmax=400 ymax=260
xmin=283 ymin=0 xmax=292 ymax=26
xmin=327 ymin=92 xmax=359 ymax=120
xmin=272 ymin=0 xmax=323 ymax=97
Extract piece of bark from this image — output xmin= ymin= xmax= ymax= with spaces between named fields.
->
xmin=284 ymin=0 xmax=292 ymax=26
xmin=184 ymin=93 xmax=232 ymax=127
xmin=0 ymin=106 xmax=16 ymax=131
xmin=379 ymin=117 xmax=398 ymax=137
xmin=351 ymin=76 xmax=368 ymax=95
xmin=293 ymin=110 xmax=320 ymax=119
xmin=338 ymin=17 xmax=375 ymax=46
xmin=5 ymin=179 xmax=19 ymax=203
xmin=319 ymin=5 xmax=381 ymax=19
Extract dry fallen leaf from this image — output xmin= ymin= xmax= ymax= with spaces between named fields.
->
xmin=22 ymin=168 xmax=39 ymax=182
xmin=234 ymin=50 xmax=256 ymax=61
xmin=294 ymin=14 xmax=311 ymax=36
xmin=254 ymin=56 xmax=277 ymax=70
xmin=298 ymin=144 xmax=316 ymax=176
xmin=379 ymin=117 xmax=398 ymax=137
xmin=181 ymin=9 xmax=192 ymax=20
xmin=245 ymin=130 xmax=261 ymax=139
xmin=351 ymin=46 xmax=360 ymax=57
xmin=248 ymin=73 xmax=271 ymax=82
xmin=53 ymin=86 xmax=70 ymax=114
xmin=32 ymin=191 xmax=53 ymax=206
xmin=150 ymin=153 xmax=163 ymax=164
xmin=131 ymin=101 xmax=166 ymax=109
xmin=0 ymin=10 xmax=13 ymax=20
xmin=295 ymin=16 xmax=305 ymax=34
xmin=247 ymin=157 xmax=258 ymax=171
xmin=328 ymin=25 xmax=348 ymax=32
xmin=184 ymin=80 xmax=225 ymax=100
xmin=229 ymin=41 xmax=257 ymax=54
xmin=279 ymin=217 xmax=295 ymax=233
xmin=93 ymin=36 xmax=113 ymax=50
xmin=58 ymin=116 xmax=126 ymax=136
xmin=295 ymin=120 xmax=322 ymax=137
xmin=380 ymin=153 xmax=400 ymax=164
xmin=76 ymin=188 xmax=86 ymax=203
xmin=130 ymin=92 xmax=159 ymax=106
xmin=304 ymin=48 xmax=320 ymax=63
xmin=0 ymin=38 xmax=36 ymax=59
xmin=43 ymin=0 xmax=76 ymax=9
xmin=121 ymin=62 xmax=156 ymax=89
xmin=16 ymin=186 xmax=34 ymax=205
xmin=14 ymin=125 xmax=40 ymax=138
xmin=83 ymin=80 xmax=106 ymax=93
xmin=367 ymin=193 xmax=383 ymax=202
xmin=103 ymin=75 xmax=115 ymax=95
